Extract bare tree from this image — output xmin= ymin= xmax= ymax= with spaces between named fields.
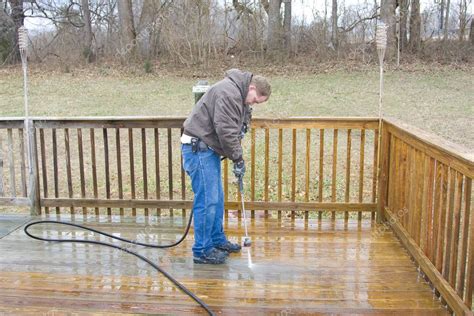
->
xmin=233 ymin=0 xmax=253 ymax=16
xmin=117 ymin=0 xmax=136 ymax=57
xmin=139 ymin=0 xmax=155 ymax=30
xmin=80 ymin=0 xmax=94 ymax=62
xmin=399 ymin=0 xmax=408 ymax=50
xmin=283 ymin=0 xmax=291 ymax=54
xmin=470 ymin=17 xmax=474 ymax=44
xmin=9 ymin=0 xmax=24 ymax=62
xmin=105 ymin=0 xmax=118 ymax=53
xmin=0 ymin=8 xmax=16 ymax=63
xmin=409 ymin=0 xmax=421 ymax=52
xmin=267 ymin=0 xmax=282 ymax=53
xmin=137 ymin=0 xmax=171 ymax=58
xmin=5 ymin=0 xmax=470 ymax=66
xmin=324 ymin=0 xmax=329 ymax=43
xmin=457 ymin=0 xmax=469 ymax=41
xmin=439 ymin=0 xmax=445 ymax=32
xmin=264 ymin=0 xmax=292 ymax=57
xmin=380 ymin=0 xmax=397 ymax=58
xmin=443 ymin=0 xmax=451 ymax=40
xmin=331 ymin=0 xmax=338 ymax=49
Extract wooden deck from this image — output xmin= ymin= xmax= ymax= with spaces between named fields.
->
xmin=0 ymin=214 xmax=448 ymax=315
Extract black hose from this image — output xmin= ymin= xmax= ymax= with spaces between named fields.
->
xmin=24 ymin=215 xmax=216 ymax=316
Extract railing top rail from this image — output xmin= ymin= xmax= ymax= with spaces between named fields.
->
xmin=251 ymin=117 xmax=379 ymax=128
xmin=383 ymin=117 xmax=473 ymax=177
xmin=0 ymin=116 xmax=380 ymax=121
xmin=0 ymin=116 xmax=380 ymax=129
xmin=0 ymin=117 xmax=25 ymax=128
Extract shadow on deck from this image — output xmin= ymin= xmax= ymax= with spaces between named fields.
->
xmin=0 ymin=214 xmax=448 ymax=315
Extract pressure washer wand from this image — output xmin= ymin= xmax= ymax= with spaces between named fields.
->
xmin=238 ymin=176 xmax=251 ymax=247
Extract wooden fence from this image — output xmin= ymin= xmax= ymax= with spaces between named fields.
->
xmin=0 ymin=116 xmax=472 ymax=314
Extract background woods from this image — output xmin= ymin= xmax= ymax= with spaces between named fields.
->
xmin=0 ymin=0 xmax=472 ymax=67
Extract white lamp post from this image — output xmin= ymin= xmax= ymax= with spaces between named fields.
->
xmin=18 ymin=26 xmax=37 ymax=214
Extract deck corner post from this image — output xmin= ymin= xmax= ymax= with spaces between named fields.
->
xmin=376 ymin=121 xmax=390 ymax=223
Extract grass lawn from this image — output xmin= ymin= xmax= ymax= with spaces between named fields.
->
xmin=0 ymin=65 xmax=472 ymax=149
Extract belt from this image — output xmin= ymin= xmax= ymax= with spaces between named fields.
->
xmin=181 ymin=133 xmax=209 ymax=152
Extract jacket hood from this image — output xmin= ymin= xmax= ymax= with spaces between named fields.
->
xmin=225 ymin=69 xmax=253 ymax=103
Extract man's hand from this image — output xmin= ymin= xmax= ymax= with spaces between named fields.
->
xmin=233 ymin=159 xmax=246 ymax=179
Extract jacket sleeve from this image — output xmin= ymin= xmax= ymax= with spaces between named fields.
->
xmin=213 ymin=96 xmax=243 ymax=162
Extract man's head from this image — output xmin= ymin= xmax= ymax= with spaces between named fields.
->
xmin=245 ymin=75 xmax=271 ymax=106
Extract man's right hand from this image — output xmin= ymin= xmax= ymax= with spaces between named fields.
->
xmin=233 ymin=159 xmax=246 ymax=179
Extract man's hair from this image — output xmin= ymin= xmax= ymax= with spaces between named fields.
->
xmin=251 ymin=75 xmax=271 ymax=97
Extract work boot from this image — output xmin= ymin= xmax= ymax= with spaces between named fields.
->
xmin=216 ymin=241 xmax=242 ymax=253
xmin=193 ymin=248 xmax=227 ymax=264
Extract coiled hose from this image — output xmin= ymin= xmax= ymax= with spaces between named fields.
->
xmin=24 ymin=214 xmax=215 ymax=316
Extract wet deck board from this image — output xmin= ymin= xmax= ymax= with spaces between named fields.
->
xmin=0 ymin=215 xmax=447 ymax=315
xmin=0 ymin=215 xmax=32 ymax=239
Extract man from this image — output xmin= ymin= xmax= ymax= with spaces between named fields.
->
xmin=181 ymin=69 xmax=271 ymax=264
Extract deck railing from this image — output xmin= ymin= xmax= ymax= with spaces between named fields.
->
xmin=0 ymin=119 xmax=31 ymax=208
xmin=380 ymin=118 xmax=473 ymax=315
xmin=1 ymin=117 xmax=380 ymax=219
xmin=0 ymin=116 xmax=472 ymax=314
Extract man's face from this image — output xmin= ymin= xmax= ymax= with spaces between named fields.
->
xmin=245 ymin=85 xmax=268 ymax=106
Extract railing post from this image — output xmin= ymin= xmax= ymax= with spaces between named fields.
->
xmin=377 ymin=120 xmax=390 ymax=223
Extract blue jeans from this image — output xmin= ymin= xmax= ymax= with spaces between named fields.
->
xmin=181 ymin=144 xmax=227 ymax=256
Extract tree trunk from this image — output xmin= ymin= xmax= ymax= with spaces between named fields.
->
xmin=331 ymin=0 xmax=338 ymax=49
xmin=81 ymin=0 xmax=95 ymax=62
xmin=139 ymin=0 xmax=161 ymax=58
xmin=9 ymin=0 xmax=24 ymax=63
xmin=399 ymin=0 xmax=408 ymax=51
xmin=443 ymin=0 xmax=450 ymax=40
xmin=117 ymin=0 xmax=136 ymax=58
xmin=408 ymin=0 xmax=421 ymax=52
xmin=105 ymin=0 xmax=116 ymax=54
xmin=470 ymin=18 xmax=474 ymax=44
xmin=283 ymin=0 xmax=291 ymax=54
xmin=324 ymin=0 xmax=329 ymax=43
xmin=266 ymin=0 xmax=281 ymax=54
xmin=439 ymin=0 xmax=445 ymax=32
xmin=380 ymin=0 xmax=397 ymax=59
xmin=138 ymin=0 xmax=154 ymax=30
xmin=457 ymin=0 xmax=468 ymax=41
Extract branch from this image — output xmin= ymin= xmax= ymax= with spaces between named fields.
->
xmin=339 ymin=8 xmax=379 ymax=33
xmin=65 ymin=2 xmax=84 ymax=28
xmin=28 ymin=0 xmax=84 ymax=28
xmin=232 ymin=0 xmax=253 ymax=19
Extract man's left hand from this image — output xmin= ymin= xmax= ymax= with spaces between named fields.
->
xmin=233 ymin=159 xmax=245 ymax=179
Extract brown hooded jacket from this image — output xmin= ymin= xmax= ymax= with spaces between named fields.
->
xmin=183 ymin=69 xmax=253 ymax=162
